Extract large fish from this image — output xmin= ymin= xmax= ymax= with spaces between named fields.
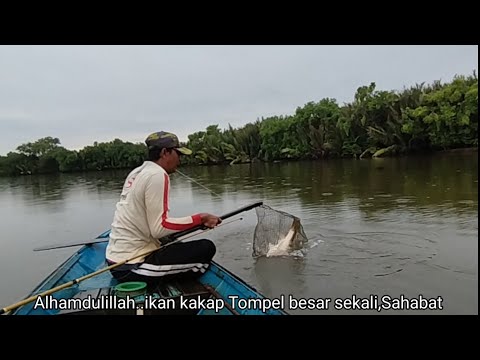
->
xmin=266 ymin=218 xmax=302 ymax=257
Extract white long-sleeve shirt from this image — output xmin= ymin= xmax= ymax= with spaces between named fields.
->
xmin=106 ymin=161 xmax=201 ymax=264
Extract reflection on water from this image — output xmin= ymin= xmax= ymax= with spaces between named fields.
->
xmin=181 ymin=152 xmax=478 ymax=216
xmin=253 ymin=257 xmax=307 ymax=307
xmin=0 ymin=152 xmax=477 ymax=314
xmin=2 ymin=170 xmax=130 ymax=205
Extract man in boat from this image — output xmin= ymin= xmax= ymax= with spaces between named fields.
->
xmin=105 ymin=131 xmax=222 ymax=283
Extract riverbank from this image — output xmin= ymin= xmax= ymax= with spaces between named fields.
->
xmin=1 ymin=146 xmax=478 ymax=178
xmin=436 ymin=147 xmax=478 ymax=154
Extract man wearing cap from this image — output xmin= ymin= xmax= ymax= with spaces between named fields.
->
xmin=106 ymin=131 xmax=222 ymax=283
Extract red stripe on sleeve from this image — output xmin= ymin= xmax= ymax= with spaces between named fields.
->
xmin=161 ymin=220 xmax=195 ymax=231
xmin=162 ymin=173 xmax=169 ymax=218
xmin=160 ymin=173 xmax=198 ymax=231
xmin=191 ymin=214 xmax=202 ymax=226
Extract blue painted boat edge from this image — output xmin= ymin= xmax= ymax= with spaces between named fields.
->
xmin=199 ymin=261 xmax=288 ymax=315
xmin=12 ymin=242 xmax=108 ymax=315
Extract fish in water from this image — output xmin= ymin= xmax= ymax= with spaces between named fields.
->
xmin=266 ymin=223 xmax=299 ymax=257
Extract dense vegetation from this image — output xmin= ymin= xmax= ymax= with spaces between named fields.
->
xmin=1 ymin=72 xmax=477 ymax=176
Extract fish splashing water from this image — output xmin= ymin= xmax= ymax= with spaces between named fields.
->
xmin=266 ymin=226 xmax=297 ymax=257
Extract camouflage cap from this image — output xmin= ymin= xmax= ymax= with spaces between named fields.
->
xmin=145 ymin=131 xmax=192 ymax=155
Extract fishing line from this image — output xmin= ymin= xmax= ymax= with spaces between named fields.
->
xmin=175 ymin=170 xmax=223 ymax=199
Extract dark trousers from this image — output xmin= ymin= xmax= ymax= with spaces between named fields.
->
xmin=109 ymin=239 xmax=216 ymax=284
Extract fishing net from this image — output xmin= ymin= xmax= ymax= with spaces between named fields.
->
xmin=252 ymin=204 xmax=308 ymax=258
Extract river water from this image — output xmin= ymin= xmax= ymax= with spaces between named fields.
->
xmin=0 ymin=151 xmax=477 ymax=314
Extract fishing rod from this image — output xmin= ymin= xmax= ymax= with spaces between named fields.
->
xmin=34 ymin=201 xmax=262 ymax=251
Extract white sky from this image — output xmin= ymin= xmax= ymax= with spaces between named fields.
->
xmin=0 ymin=45 xmax=477 ymax=155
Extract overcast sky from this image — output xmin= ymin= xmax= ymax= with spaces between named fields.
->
xmin=0 ymin=45 xmax=477 ymax=156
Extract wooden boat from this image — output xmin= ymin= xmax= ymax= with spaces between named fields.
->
xmin=6 ymin=202 xmax=288 ymax=315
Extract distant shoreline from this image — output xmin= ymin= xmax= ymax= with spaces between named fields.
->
xmin=436 ymin=147 xmax=478 ymax=154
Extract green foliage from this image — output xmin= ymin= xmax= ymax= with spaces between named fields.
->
xmin=402 ymin=73 xmax=478 ymax=149
xmin=292 ymin=98 xmax=342 ymax=158
xmin=259 ymin=116 xmax=292 ymax=161
xmin=16 ymin=136 xmax=61 ymax=157
xmin=0 ymin=152 xmax=37 ymax=176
